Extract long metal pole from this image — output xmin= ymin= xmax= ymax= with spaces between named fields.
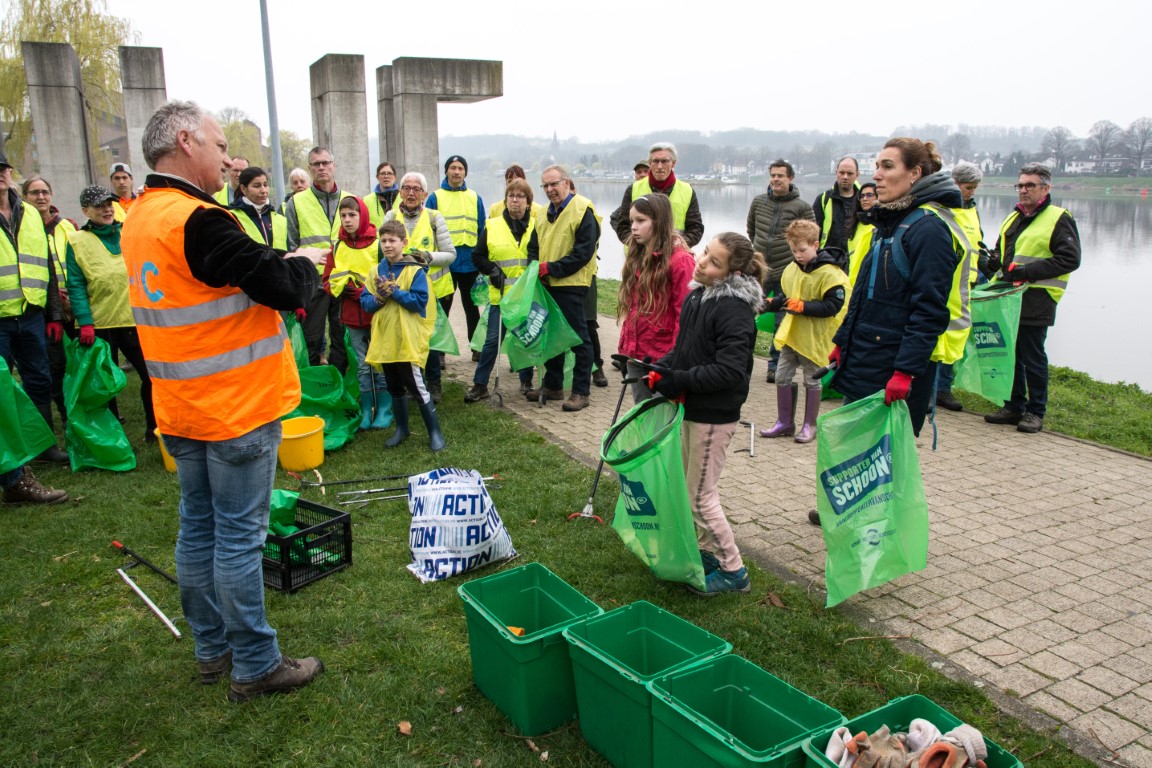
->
xmin=117 ymin=569 xmax=182 ymax=639
xmin=259 ymin=0 xmax=286 ymax=206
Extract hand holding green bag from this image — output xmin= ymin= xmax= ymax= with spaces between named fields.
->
xmin=499 ymin=268 xmax=582 ymax=371
xmin=63 ymin=336 xmax=136 ymax=472
xmin=815 ymin=392 xmax=927 ymax=607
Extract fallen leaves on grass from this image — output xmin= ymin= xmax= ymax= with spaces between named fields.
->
xmin=398 ymin=721 xmax=412 ymax=736
xmin=53 ymin=550 xmax=78 ymax=562
xmin=758 ymin=592 xmax=786 ymax=609
xmin=524 ymin=738 xmax=538 ymax=753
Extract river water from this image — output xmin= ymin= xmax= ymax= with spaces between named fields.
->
xmin=465 ymin=178 xmax=1152 ymax=390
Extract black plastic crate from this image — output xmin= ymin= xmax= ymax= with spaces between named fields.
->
xmin=262 ymin=499 xmax=352 ymax=592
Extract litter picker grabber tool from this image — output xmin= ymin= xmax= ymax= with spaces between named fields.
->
xmin=336 ymin=474 xmax=501 ymax=498
xmin=116 ymin=568 xmax=182 ymax=639
xmin=736 ymin=420 xmax=755 ymax=456
xmin=112 ymin=540 xmax=178 ymax=585
xmin=491 ymin=279 xmax=507 ymax=408
xmin=568 ymin=354 xmax=639 ymax=524
xmin=287 ymin=470 xmax=417 ymax=490
xmin=812 ymin=360 xmax=838 ymax=380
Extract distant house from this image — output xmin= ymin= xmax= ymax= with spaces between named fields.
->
xmin=1064 ymin=154 xmax=1096 ymax=175
xmin=977 ymin=155 xmax=1001 ymax=175
xmin=830 ymin=152 xmax=876 ymax=177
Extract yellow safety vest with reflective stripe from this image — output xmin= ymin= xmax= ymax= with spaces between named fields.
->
xmin=122 ymin=186 xmax=300 ymax=441
xmin=922 ymin=203 xmax=976 ymax=364
xmin=329 ymin=240 xmax=379 ymax=297
xmin=817 ymin=185 xmax=860 ymax=248
xmin=48 ymin=218 xmax=76 ymax=283
xmin=0 ymin=201 xmax=51 ymax=317
xmin=213 ymin=187 xmax=232 ymax=206
xmin=998 ymin=205 xmax=1071 ymax=304
xmin=366 ymin=191 xmax=401 ymax=229
xmin=236 ymin=208 xmax=288 ymax=250
xmin=953 ymin=206 xmax=983 ymax=286
xmin=68 ymin=229 xmax=134 ymax=329
xmin=434 ymin=188 xmax=480 ymax=248
xmin=845 ymin=222 xmax=873 ymax=287
xmin=538 ymin=195 xmax=599 ymax=289
xmin=485 ymin=215 xmax=534 ymax=305
xmin=388 ymin=208 xmax=454 ymax=299
xmin=365 ymin=262 xmax=435 ymax=366
xmin=295 ymin=189 xmax=353 ymax=271
xmin=631 ymin=177 xmax=692 ymax=232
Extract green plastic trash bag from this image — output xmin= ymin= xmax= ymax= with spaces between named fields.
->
xmin=285 ymin=313 xmax=309 ymax=370
xmin=0 ymin=364 xmax=56 ymax=475
xmin=601 ymin=398 xmax=706 ymax=591
xmin=470 ymin=274 xmax=490 ymax=307
xmin=470 ymin=304 xmax=494 ymax=353
xmin=815 ymin=393 xmax=928 ymax=607
xmin=500 ymin=269 xmax=582 ymax=371
xmin=63 ymin=337 xmax=136 ymax=472
xmin=285 ymin=364 xmax=359 ymax=450
xmin=270 ymin=489 xmax=300 ymax=528
xmin=754 ymin=311 xmax=776 ymax=334
xmin=953 ymin=283 xmax=1024 ymax=404
xmin=429 ymin=302 xmax=460 ymax=355
xmin=340 ymin=328 xmax=361 ymax=403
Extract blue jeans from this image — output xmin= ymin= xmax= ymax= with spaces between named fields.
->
xmin=937 ymin=362 xmax=955 ymax=394
xmin=0 ymin=466 xmax=23 ymax=488
xmin=346 ymin=326 xmax=387 ymax=393
xmin=0 ymin=306 xmax=52 ymax=406
xmin=164 ymin=420 xmax=282 ymax=682
xmin=473 ymin=305 xmax=532 ymax=388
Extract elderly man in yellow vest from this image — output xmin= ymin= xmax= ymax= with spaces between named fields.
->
xmin=529 ymin=165 xmax=601 ymax=412
xmin=611 ymin=142 xmax=703 ymax=247
xmin=283 ymin=146 xmax=353 ymax=372
xmin=122 ymin=100 xmax=327 ymax=701
xmin=984 ymin=163 xmax=1080 ymax=435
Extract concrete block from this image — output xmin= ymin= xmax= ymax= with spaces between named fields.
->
xmin=119 ymin=47 xmax=167 ymax=174
xmin=310 ymin=54 xmax=369 ymax=196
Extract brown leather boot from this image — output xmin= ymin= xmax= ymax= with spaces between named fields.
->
xmin=2 ymin=468 xmax=68 ymax=505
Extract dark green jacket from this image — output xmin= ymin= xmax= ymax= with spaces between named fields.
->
xmin=746 ymin=184 xmax=815 ymax=284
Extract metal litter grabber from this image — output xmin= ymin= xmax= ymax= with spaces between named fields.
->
xmin=112 ymin=540 xmax=181 ymax=639
xmin=568 ymin=354 xmax=638 ymax=524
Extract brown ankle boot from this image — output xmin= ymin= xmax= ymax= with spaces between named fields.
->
xmin=2 ymin=468 xmax=68 ymax=505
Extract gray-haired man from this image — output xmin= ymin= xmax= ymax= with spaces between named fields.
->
xmin=611 ymin=142 xmax=704 ymax=247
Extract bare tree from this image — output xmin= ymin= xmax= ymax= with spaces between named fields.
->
xmin=1087 ymin=120 xmax=1123 ymax=163
xmin=1125 ymin=117 xmax=1152 ymax=174
xmin=943 ymin=133 xmax=972 ymax=164
xmin=1041 ymin=126 xmax=1079 ymax=173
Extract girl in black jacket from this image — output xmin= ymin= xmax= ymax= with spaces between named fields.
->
xmin=650 ymin=233 xmax=766 ymax=595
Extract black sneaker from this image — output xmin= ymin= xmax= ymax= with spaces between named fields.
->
xmin=984 ymin=406 xmax=1022 ymax=425
xmin=228 ymin=655 xmax=324 ymax=702
xmin=1016 ymin=413 xmax=1044 ymax=433
xmin=936 ymin=392 xmax=963 ymax=411
xmin=592 ymin=368 xmax=609 ymax=388
xmin=463 ymin=384 xmax=489 ymax=403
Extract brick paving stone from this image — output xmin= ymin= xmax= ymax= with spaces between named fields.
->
xmin=948 ymin=649 xmax=1003 ymax=677
xmin=1118 ymin=741 xmax=1152 ymax=768
xmin=1117 ymin=691 xmax=1152 ymax=725
xmin=1051 ymin=609 xmax=1106 ymax=633
xmin=969 ymin=637 xmax=1026 ymax=666
xmin=1104 ymin=655 xmax=1152 ymax=685
xmin=1078 ymin=666 xmax=1141 ymax=697
xmin=1025 ymin=690 xmax=1082 ymax=723
xmin=985 ymin=663 xmax=1053 ymax=697
xmin=1047 ymin=677 xmax=1116 ymax=712
xmin=998 ymin=626 xmax=1056 ymax=655
xmin=917 ymin=626 xmax=975 ymax=655
xmin=981 ymin=605 xmax=1032 ymax=631
xmin=1049 ymin=639 xmax=1115 ymax=667
xmin=1070 ymin=710 xmax=1148 ymax=750
xmin=1023 ymin=651 xmax=1083 ymax=680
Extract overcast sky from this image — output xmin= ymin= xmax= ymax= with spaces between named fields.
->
xmin=103 ymin=0 xmax=1146 ymax=144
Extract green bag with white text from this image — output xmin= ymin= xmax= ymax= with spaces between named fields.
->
xmin=815 ymin=393 xmax=927 ymax=607
xmin=953 ymin=282 xmax=1024 ymax=404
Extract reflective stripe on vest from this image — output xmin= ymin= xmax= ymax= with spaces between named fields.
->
xmin=435 ymin=188 xmax=480 ymax=247
xmin=999 ymin=205 xmax=1072 ymax=302
xmin=329 ymin=240 xmax=379 ymax=297
xmin=49 ymin=218 xmax=76 ymax=282
xmin=122 ymin=185 xmax=300 ymax=440
xmin=538 ymin=195 xmax=600 ymax=289
xmin=0 ymin=201 xmax=50 ymax=314
xmin=68 ymin=229 xmax=134 ymax=328
xmin=485 ymin=215 xmax=534 ymax=304
xmin=236 ymin=208 xmax=288 ymax=250
xmin=631 ymin=178 xmax=691 ymax=232
xmin=296 ymin=189 xmax=352 ymax=256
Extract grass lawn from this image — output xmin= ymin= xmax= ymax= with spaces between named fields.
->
xmin=0 ymin=367 xmax=1091 ymax=767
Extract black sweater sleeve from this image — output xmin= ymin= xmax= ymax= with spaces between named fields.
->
xmin=184 ymin=206 xmax=319 ymax=311
xmin=544 ymin=209 xmax=599 ymax=279
xmin=681 ymin=190 xmax=704 ymax=247
xmin=802 ymin=284 xmax=846 ymax=318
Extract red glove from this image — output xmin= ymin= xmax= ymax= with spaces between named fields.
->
xmin=829 ymin=345 xmax=841 ymax=366
xmin=538 ymin=262 xmax=550 ymax=278
xmin=79 ymin=325 xmax=96 ymax=346
xmin=1007 ymin=261 xmax=1025 ymax=286
xmin=784 ymin=298 xmax=805 ymax=314
xmin=884 ymin=371 xmax=912 ymax=405
xmin=46 ymin=322 xmax=63 ymax=343
xmin=295 ymin=308 xmax=307 ymax=323
xmin=645 ymin=370 xmax=662 ymax=390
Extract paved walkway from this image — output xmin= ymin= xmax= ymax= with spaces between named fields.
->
xmin=443 ymin=306 xmax=1152 ymax=767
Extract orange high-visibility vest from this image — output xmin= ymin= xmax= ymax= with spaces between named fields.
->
xmin=122 ymin=186 xmax=300 ymax=441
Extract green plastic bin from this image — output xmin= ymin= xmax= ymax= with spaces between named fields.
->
xmin=457 ymin=563 xmax=602 ymax=736
xmin=563 ymin=600 xmax=732 ymax=768
xmin=649 ymin=655 xmax=846 ymax=767
xmin=802 ymin=695 xmax=1023 ymax=768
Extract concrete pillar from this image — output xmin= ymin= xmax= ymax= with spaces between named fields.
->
xmin=375 ymin=65 xmax=396 ymax=172
xmin=309 ymin=54 xmax=369 ymax=196
xmin=118 ymin=47 xmax=167 ymax=174
xmin=384 ymin=57 xmax=502 ymax=187
xmin=22 ymin=42 xmax=93 ymax=222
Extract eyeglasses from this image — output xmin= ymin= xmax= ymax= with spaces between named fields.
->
xmin=541 ymin=180 xmax=566 ymax=190
xmin=309 ymin=160 xmax=333 ymax=168
xmin=649 ymin=158 xmax=673 ymax=165
xmin=507 ymin=193 xmax=528 ymax=200
xmin=1014 ymin=182 xmax=1045 ymax=191
xmin=859 ymin=192 xmax=877 ymax=199
xmin=400 ymin=185 xmax=424 ymax=193
xmin=25 ymin=189 xmax=51 ymax=196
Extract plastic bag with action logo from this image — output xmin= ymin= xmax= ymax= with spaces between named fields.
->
xmin=815 ymin=392 xmax=927 ymax=607
xmin=498 ymin=269 xmax=582 ymax=371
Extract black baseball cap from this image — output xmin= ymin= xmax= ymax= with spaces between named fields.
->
xmin=80 ymin=185 xmax=118 ymax=208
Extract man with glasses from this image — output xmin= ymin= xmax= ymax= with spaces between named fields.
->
xmin=812 ymin=157 xmax=860 ymax=251
xmin=530 ymin=165 xmax=600 ymax=412
xmin=984 ymin=163 xmax=1080 ymax=434
xmin=284 ymin=146 xmax=353 ymax=371
xmin=611 ymin=142 xmax=703 ymax=247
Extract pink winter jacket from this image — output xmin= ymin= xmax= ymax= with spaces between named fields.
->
xmin=617 ymin=246 xmax=696 ymax=361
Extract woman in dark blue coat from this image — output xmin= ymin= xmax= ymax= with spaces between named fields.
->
xmin=830 ymin=138 xmax=962 ymax=436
